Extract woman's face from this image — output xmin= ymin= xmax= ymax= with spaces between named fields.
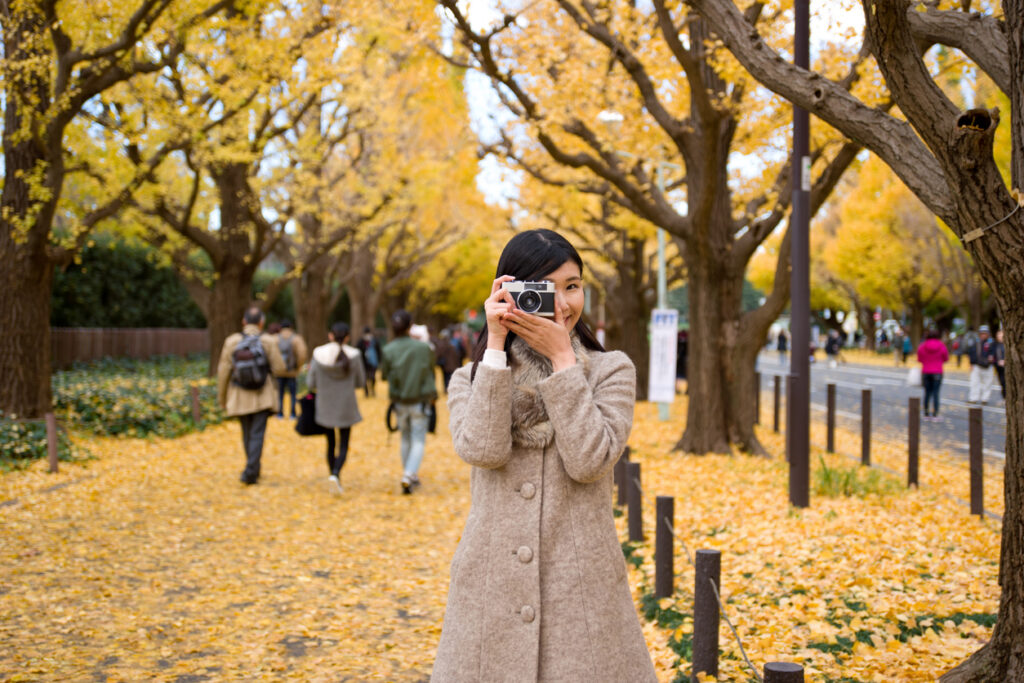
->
xmin=543 ymin=260 xmax=585 ymax=332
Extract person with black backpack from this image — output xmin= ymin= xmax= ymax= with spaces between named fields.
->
xmin=273 ymin=320 xmax=308 ymax=419
xmin=217 ymin=305 xmax=286 ymax=485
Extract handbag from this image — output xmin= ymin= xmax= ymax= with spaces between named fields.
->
xmin=295 ymin=393 xmax=328 ymax=436
xmin=906 ymin=366 xmax=922 ymax=387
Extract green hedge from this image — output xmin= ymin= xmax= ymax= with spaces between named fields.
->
xmin=0 ymin=413 xmax=81 ymax=471
xmin=1 ymin=355 xmax=226 ymax=470
xmin=52 ymin=355 xmax=225 ymax=438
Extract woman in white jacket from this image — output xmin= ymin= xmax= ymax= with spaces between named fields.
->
xmin=307 ymin=322 xmax=365 ymax=494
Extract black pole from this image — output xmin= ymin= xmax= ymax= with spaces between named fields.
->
xmin=969 ymin=407 xmax=983 ymax=517
xmin=615 ymin=447 xmax=630 ymax=506
xmin=788 ymin=0 xmax=810 ymax=509
xmin=754 ymin=371 xmax=761 ymax=425
xmin=692 ymin=549 xmax=721 ymax=681
xmin=826 ymin=383 xmax=836 ymax=453
xmin=764 ymin=662 xmax=805 ymax=682
xmin=655 ymin=496 xmax=674 ymax=598
xmin=861 ymin=388 xmax=872 ymax=466
xmin=627 ymin=462 xmax=643 ymax=541
xmin=773 ymin=375 xmax=781 ymax=433
xmin=908 ymin=397 xmax=920 ymax=488
xmin=786 ymin=373 xmax=795 ymax=463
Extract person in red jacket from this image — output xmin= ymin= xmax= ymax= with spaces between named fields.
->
xmin=916 ymin=328 xmax=950 ymax=421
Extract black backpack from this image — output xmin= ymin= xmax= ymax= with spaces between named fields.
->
xmin=278 ymin=333 xmax=296 ymax=372
xmin=232 ymin=334 xmax=270 ymax=390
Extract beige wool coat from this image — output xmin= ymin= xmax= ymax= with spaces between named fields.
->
xmin=432 ymin=342 xmax=656 ymax=682
xmin=216 ymin=325 xmax=286 ymax=417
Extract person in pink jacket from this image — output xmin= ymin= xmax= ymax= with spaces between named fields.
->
xmin=917 ymin=328 xmax=950 ymax=420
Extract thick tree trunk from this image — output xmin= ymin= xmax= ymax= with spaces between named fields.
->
xmin=726 ymin=321 xmax=770 ymax=455
xmin=205 ymin=270 xmax=252 ymax=376
xmin=0 ymin=235 xmax=55 ymax=419
xmin=676 ymin=259 xmax=730 ymax=453
xmin=602 ymin=236 xmax=651 ymax=400
xmin=1 ymin=8 xmax=60 ymax=419
xmin=942 ymin=306 xmax=1024 ymax=681
xmin=603 ymin=286 xmax=649 ymax=401
xmin=294 ymin=261 xmax=332 ymax=349
xmin=204 ymin=164 xmax=260 ymax=375
xmin=859 ymin=305 xmax=878 ymax=351
xmin=908 ymin=300 xmax=925 ymax=348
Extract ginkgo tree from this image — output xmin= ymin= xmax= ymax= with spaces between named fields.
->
xmin=684 ymin=0 xmax=1024 ymax=678
xmin=439 ymin=0 xmax=862 ymax=453
xmin=0 ymin=0 xmax=235 ymax=419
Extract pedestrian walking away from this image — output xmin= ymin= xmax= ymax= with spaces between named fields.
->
xmin=381 ymin=310 xmax=437 ymax=495
xmin=436 ymin=328 xmax=464 ymax=394
xmin=432 ymin=229 xmax=656 ymax=682
xmin=916 ymin=328 xmax=948 ymax=420
xmin=357 ymin=326 xmax=382 ymax=398
xmin=274 ymin=319 xmax=308 ymax=418
xmin=967 ymin=325 xmax=997 ymax=404
xmin=776 ymin=328 xmax=788 ymax=360
xmin=307 ymin=322 xmax=366 ymax=495
xmin=824 ymin=329 xmax=843 ymax=368
xmin=216 ymin=305 xmax=286 ymax=485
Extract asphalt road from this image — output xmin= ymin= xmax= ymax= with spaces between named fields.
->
xmin=755 ymin=352 xmax=1008 ymax=463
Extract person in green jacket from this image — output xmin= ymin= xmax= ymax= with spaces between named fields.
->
xmin=381 ymin=309 xmax=438 ymax=494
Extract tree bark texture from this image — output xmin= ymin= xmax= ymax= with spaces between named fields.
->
xmin=293 ymin=260 xmax=332 ymax=350
xmin=0 ymin=8 xmax=61 ymax=419
xmin=601 ymin=234 xmax=651 ymax=400
xmin=203 ymin=163 xmax=260 ymax=375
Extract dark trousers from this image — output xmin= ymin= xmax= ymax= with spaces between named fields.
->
xmin=997 ymin=366 xmax=1006 ymax=399
xmin=364 ymin=366 xmax=377 ymax=397
xmin=239 ymin=411 xmax=270 ymax=481
xmin=277 ymin=377 xmax=297 ymax=416
xmin=922 ymin=373 xmax=943 ymax=416
xmin=325 ymin=427 xmax=351 ymax=477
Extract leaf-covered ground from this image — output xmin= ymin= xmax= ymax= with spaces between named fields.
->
xmin=0 ymin=391 xmax=1001 ymax=681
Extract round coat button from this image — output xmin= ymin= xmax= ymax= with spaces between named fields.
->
xmin=517 ymin=546 xmax=533 ymax=563
xmin=520 ymin=482 xmax=536 ymax=499
xmin=520 ymin=605 xmax=535 ymax=623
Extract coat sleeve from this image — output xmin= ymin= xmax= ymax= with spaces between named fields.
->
xmin=263 ymin=334 xmax=287 ymax=376
xmin=216 ymin=336 xmax=237 ymax=410
xmin=538 ymin=351 xmax=636 ymax=484
xmin=447 ymin=364 xmax=514 ymax=469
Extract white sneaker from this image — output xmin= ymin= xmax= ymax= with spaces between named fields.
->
xmin=328 ymin=475 xmax=343 ymax=495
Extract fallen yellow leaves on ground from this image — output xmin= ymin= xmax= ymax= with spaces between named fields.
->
xmin=0 ymin=389 xmax=1000 ymax=681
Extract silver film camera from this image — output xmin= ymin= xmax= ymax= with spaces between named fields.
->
xmin=501 ymin=280 xmax=556 ymax=317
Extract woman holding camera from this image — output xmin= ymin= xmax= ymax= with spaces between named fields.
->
xmin=432 ymin=230 xmax=655 ymax=681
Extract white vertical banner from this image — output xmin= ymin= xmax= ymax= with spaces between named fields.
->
xmin=648 ymin=308 xmax=678 ymax=404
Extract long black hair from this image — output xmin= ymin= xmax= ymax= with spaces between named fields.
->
xmin=470 ymin=229 xmax=604 ymax=377
xmin=330 ymin=322 xmax=351 ymax=373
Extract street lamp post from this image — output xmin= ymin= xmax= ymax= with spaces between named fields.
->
xmin=788 ymin=0 xmax=811 ymax=508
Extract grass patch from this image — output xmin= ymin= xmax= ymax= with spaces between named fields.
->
xmin=814 ymin=455 xmax=902 ymax=498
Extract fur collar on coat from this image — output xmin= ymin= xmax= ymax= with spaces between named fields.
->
xmin=508 ymin=334 xmax=590 ymax=449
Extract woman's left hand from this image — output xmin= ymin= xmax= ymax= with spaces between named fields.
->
xmin=500 ymin=305 xmax=577 ymax=372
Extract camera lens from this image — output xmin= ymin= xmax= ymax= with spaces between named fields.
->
xmin=517 ymin=290 xmax=542 ymax=313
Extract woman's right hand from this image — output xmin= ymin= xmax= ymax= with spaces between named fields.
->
xmin=484 ymin=275 xmax=516 ymax=350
